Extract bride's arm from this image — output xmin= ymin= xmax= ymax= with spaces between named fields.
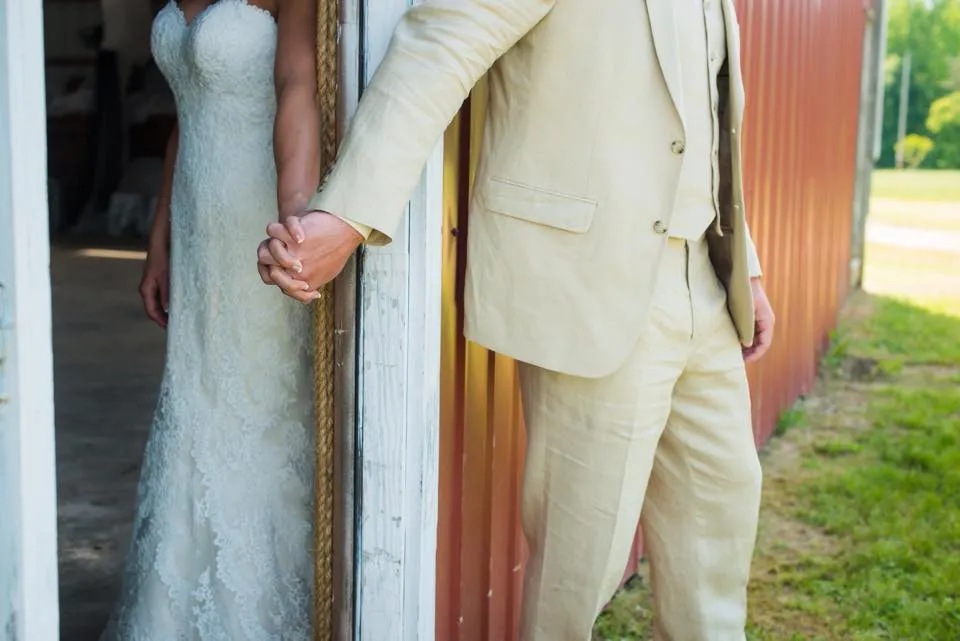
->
xmin=139 ymin=120 xmax=177 ymax=328
xmin=273 ymin=0 xmax=320 ymax=222
xmin=149 ymin=120 xmax=178 ymax=251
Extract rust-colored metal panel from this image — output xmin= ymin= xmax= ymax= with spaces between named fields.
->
xmin=438 ymin=78 xmax=529 ymax=641
xmin=436 ymin=1 xmax=868 ymax=638
xmin=737 ymin=0 xmax=866 ymax=442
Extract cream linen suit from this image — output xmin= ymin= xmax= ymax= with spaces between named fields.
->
xmin=310 ymin=0 xmax=764 ymax=639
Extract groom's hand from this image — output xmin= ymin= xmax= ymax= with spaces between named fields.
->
xmin=257 ymin=210 xmax=363 ymax=303
xmin=743 ymin=277 xmax=775 ymax=363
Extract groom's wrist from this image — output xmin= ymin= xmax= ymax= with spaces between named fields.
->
xmin=330 ymin=213 xmax=372 ymax=241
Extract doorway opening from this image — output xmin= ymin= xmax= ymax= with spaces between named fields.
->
xmin=43 ymin=1 xmax=172 ymax=638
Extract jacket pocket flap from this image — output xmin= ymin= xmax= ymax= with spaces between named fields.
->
xmin=484 ymin=178 xmax=597 ymax=233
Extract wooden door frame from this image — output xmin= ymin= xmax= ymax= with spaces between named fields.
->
xmin=0 ymin=1 xmax=444 ymax=639
xmin=351 ymin=1 xmax=443 ymax=639
xmin=0 ymin=0 xmax=61 ymax=639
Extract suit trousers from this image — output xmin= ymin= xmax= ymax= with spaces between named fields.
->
xmin=517 ymin=237 xmax=762 ymax=641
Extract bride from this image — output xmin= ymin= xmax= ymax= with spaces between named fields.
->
xmin=101 ymin=0 xmax=327 ymax=638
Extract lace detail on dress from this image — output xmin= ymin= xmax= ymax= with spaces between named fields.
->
xmin=100 ymin=3 xmax=315 ymax=639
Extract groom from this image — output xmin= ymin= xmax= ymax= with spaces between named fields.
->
xmin=258 ymin=0 xmax=775 ymax=638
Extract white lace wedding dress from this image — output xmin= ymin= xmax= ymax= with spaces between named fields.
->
xmin=101 ymin=2 xmax=315 ymax=639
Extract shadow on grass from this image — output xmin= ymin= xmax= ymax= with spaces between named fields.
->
xmin=592 ymin=293 xmax=960 ymax=640
xmin=836 ymin=296 xmax=960 ymax=367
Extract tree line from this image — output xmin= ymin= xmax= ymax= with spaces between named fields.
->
xmin=880 ymin=0 xmax=960 ymax=169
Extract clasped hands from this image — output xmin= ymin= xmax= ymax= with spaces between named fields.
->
xmin=258 ymin=210 xmax=777 ymax=364
xmin=256 ymin=210 xmax=363 ymax=302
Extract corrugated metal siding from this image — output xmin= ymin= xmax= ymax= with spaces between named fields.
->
xmin=436 ymin=1 xmax=868 ymax=638
xmin=738 ymin=0 xmax=866 ymax=442
xmin=438 ymin=79 xmax=529 ymax=641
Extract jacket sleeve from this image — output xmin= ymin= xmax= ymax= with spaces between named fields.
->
xmin=337 ymin=215 xmax=372 ymax=240
xmin=308 ymin=0 xmax=557 ymax=245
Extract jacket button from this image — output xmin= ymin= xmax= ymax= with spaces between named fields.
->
xmin=653 ymin=220 xmax=668 ymax=234
xmin=671 ymin=140 xmax=686 ymax=154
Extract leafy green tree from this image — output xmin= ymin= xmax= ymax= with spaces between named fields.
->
xmin=895 ymin=133 xmax=935 ymax=167
xmin=926 ymin=91 xmax=960 ymax=167
xmin=880 ymin=0 xmax=960 ymax=168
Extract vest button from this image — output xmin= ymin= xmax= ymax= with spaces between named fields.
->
xmin=653 ymin=220 xmax=668 ymax=235
xmin=671 ymin=140 xmax=685 ymax=154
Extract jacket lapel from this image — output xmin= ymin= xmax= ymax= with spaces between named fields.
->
xmin=720 ymin=0 xmax=746 ymax=127
xmin=644 ymin=0 xmax=684 ymax=124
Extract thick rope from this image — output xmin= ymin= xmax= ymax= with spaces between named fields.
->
xmin=314 ymin=0 xmax=339 ymax=637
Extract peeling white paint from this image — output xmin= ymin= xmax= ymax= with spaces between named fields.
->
xmin=355 ymin=2 xmax=442 ymax=639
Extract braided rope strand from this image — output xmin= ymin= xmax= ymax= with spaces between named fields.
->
xmin=313 ymin=0 xmax=339 ymax=637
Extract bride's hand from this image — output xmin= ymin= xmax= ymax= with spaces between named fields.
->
xmin=257 ymin=210 xmax=362 ymax=303
xmin=140 ymin=242 xmax=171 ymax=328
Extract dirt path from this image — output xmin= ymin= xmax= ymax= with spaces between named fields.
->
xmin=866 ymin=222 xmax=960 ymax=253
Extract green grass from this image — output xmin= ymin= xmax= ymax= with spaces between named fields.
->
xmin=774 ymin=405 xmax=806 ymax=438
xmin=871 ymin=169 xmax=960 ymax=202
xmin=844 ymin=296 xmax=960 ymax=364
xmin=800 ymin=395 xmax=960 ymax=634
xmin=781 ymin=305 xmax=960 ymax=640
xmin=594 ymin=295 xmax=960 ymax=640
xmin=593 ymin=177 xmax=960 ymax=639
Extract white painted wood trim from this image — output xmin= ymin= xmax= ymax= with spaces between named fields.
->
xmin=0 ymin=0 xmax=61 ymax=639
xmin=354 ymin=1 xmax=442 ymax=639
xmin=404 ymin=141 xmax=443 ymax=641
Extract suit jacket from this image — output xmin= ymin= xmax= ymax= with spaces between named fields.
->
xmin=310 ymin=0 xmax=759 ymax=378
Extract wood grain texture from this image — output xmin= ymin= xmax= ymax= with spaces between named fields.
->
xmin=356 ymin=1 xmax=442 ymax=639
